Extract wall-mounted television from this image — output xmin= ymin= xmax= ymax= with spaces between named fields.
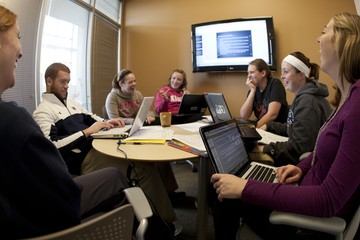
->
xmin=191 ymin=16 xmax=276 ymax=72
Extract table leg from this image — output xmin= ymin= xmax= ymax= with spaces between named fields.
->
xmin=196 ymin=156 xmax=209 ymax=240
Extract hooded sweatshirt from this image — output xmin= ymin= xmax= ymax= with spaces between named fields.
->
xmin=105 ymin=88 xmax=155 ymax=123
xmin=155 ymin=85 xmax=185 ymax=115
xmin=263 ymin=80 xmax=333 ymax=166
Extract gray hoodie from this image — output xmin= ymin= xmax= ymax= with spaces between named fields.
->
xmin=264 ymin=80 xmax=333 ymax=166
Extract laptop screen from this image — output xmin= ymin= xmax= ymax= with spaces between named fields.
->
xmin=205 ymin=93 xmax=232 ymax=123
xmin=200 ymin=120 xmax=249 ymax=174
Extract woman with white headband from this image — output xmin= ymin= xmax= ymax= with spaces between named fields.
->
xmin=251 ymin=51 xmax=333 ymax=166
xmin=211 ymin=13 xmax=360 ymax=239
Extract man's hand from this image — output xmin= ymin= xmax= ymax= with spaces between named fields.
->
xmin=107 ymin=118 xmax=125 ymax=127
xmin=82 ymin=122 xmax=114 ymax=137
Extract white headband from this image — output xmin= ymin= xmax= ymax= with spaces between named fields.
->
xmin=283 ymin=55 xmax=310 ymax=78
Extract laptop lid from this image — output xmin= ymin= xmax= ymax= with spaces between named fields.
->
xmin=177 ymin=94 xmax=207 ymax=115
xmin=204 ymin=93 xmax=261 ymax=141
xmin=91 ymin=96 xmax=154 ymax=139
xmin=204 ymin=93 xmax=232 ymax=123
xmin=127 ymin=96 xmax=154 ymax=137
xmin=199 ymin=119 xmax=250 ymax=175
xmin=200 ymin=119 xmax=277 ymax=183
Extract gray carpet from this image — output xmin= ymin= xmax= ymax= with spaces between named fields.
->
xmin=171 ymin=161 xmax=215 ymax=240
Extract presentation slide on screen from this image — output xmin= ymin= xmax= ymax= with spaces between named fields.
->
xmin=195 ymin=20 xmax=270 ymax=67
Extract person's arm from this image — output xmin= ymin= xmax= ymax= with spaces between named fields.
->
xmin=105 ymin=91 xmax=120 ymax=119
xmin=33 ymin=103 xmax=85 ymax=149
xmin=241 ymin=96 xmax=360 ymax=218
xmin=266 ymin=96 xmax=325 ymax=165
xmin=155 ymin=86 xmax=169 ymax=114
xmin=240 ymin=88 xmax=256 ymax=119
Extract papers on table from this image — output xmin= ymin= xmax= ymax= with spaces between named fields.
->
xmin=174 ymin=121 xmax=208 ymax=133
xmin=123 ymin=126 xmax=174 ymax=141
xmin=172 ymin=134 xmax=206 ymax=152
xmin=256 ymin=128 xmax=289 ymax=144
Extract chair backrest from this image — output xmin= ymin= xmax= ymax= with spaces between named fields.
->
xmin=25 ymin=204 xmax=134 ymax=240
xmin=344 ymin=202 xmax=360 ymax=240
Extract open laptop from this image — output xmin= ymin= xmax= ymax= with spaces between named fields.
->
xmin=204 ymin=93 xmax=261 ymax=141
xmin=177 ymin=94 xmax=207 ymax=115
xmin=171 ymin=94 xmax=207 ymax=124
xmin=91 ymin=96 xmax=154 ymax=139
xmin=199 ymin=119 xmax=277 ymax=183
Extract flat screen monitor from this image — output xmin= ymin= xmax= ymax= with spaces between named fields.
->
xmin=191 ymin=16 xmax=276 ymax=72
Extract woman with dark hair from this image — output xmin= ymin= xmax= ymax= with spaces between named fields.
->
xmin=252 ymin=51 xmax=333 ymax=166
xmin=240 ymin=58 xmax=288 ymax=128
xmin=105 ymin=69 xmax=155 ymax=124
xmin=155 ymin=69 xmax=189 ymax=115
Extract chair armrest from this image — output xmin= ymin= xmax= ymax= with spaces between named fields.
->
xmin=299 ymin=152 xmax=311 ymax=160
xmin=123 ymin=187 xmax=153 ymax=221
xmin=269 ymin=211 xmax=346 ymax=236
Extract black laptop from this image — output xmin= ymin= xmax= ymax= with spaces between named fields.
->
xmin=204 ymin=93 xmax=261 ymax=141
xmin=172 ymin=94 xmax=207 ymax=124
xmin=199 ymin=119 xmax=277 ymax=183
xmin=177 ymin=94 xmax=207 ymax=115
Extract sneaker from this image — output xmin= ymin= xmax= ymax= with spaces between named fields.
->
xmin=172 ymin=220 xmax=183 ymax=237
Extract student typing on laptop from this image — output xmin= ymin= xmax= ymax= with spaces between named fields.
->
xmin=210 ymin=13 xmax=360 ymax=240
xmin=33 ymin=63 xmax=183 ymax=236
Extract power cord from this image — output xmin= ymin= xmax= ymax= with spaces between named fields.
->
xmin=117 ymin=139 xmax=140 ymax=187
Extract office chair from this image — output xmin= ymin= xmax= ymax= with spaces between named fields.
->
xmin=124 ymin=187 xmax=154 ymax=240
xmin=25 ymin=204 xmax=134 ymax=240
xmin=237 ymin=152 xmax=360 ymax=240
xmin=237 ymin=202 xmax=360 ymax=240
xmin=24 ymin=187 xmax=153 ymax=240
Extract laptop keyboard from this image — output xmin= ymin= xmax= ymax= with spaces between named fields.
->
xmin=245 ymin=165 xmax=276 ymax=183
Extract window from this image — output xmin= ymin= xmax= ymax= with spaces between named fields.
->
xmin=37 ymin=0 xmax=90 ymax=108
xmin=2 ymin=0 xmax=122 ymax=113
xmin=36 ymin=0 xmax=122 ymax=113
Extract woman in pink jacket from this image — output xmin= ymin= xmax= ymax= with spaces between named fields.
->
xmin=155 ymin=69 xmax=189 ymax=115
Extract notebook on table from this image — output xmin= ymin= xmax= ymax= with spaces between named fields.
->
xmin=204 ymin=93 xmax=261 ymax=141
xmin=199 ymin=119 xmax=278 ymax=183
xmin=92 ymin=96 xmax=154 ymax=139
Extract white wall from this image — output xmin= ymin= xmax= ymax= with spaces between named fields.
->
xmin=0 ymin=0 xmax=42 ymax=113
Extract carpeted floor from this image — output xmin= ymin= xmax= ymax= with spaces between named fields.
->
xmin=171 ymin=160 xmax=215 ymax=240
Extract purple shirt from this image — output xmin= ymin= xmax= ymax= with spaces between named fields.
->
xmin=242 ymin=80 xmax=360 ymax=222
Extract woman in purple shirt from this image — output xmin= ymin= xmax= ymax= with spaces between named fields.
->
xmin=211 ymin=12 xmax=360 ymax=240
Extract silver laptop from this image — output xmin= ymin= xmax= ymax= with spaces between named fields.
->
xmin=204 ymin=93 xmax=261 ymax=141
xmin=199 ymin=119 xmax=277 ymax=183
xmin=92 ymin=96 xmax=154 ymax=139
